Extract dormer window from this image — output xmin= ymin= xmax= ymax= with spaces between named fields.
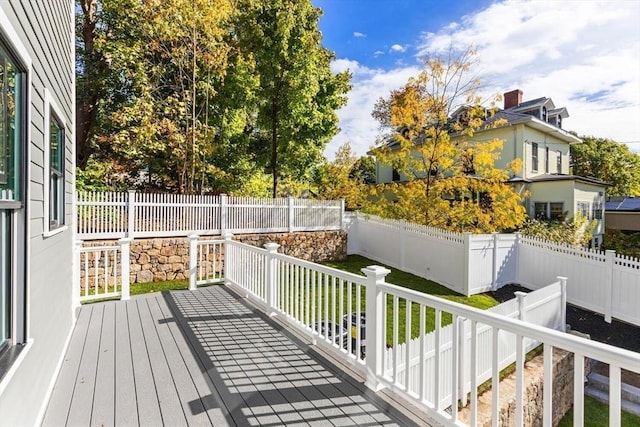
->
xmin=557 ymin=116 xmax=562 ymax=128
xmin=542 ymin=106 xmax=547 ymax=122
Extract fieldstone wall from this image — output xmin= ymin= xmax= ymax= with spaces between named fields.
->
xmin=80 ymin=230 xmax=347 ymax=284
xmin=459 ymin=347 xmax=591 ymax=426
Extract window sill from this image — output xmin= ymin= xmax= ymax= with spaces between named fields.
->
xmin=0 ymin=339 xmax=33 ymax=397
xmin=43 ymin=225 xmax=68 ymax=238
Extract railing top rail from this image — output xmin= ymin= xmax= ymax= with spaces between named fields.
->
xmin=378 ymin=281 xmax=640 ymax=370
xmin=78 ymin=245 xmax=120 ymax=252
xmin=227 ymin=240 xmax=367 ymax=285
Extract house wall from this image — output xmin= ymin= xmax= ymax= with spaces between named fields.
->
xmin=526 ymin=180 xmax=575 ymax=217
xmin=605 ymin=212 xmax=640 ymax=232
xmin=520 ymin=126 xmax=570 ymax=178
xmin=0 ymin=2 xmax=75 ymax=426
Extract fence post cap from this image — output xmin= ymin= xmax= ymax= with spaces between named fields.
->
xmin=223 ymin=232 xmax=234 ymax=240
xmin=556 ymin=276 xmax=568 ymax=281
xmin=118 ymin=237 xmax=133 ymax=243
xmin=264 ymin=242 xmax=280 ymax=251
xmin=514 ymin=291 xmax=527 ymax=298
xmin=188 ymin=233 xmax=199 ymax=240
xmin=361 ymin=265 xmax=391 ymax=278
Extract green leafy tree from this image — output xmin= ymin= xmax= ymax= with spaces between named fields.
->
xmin=314 ymin=143 xmax=369 ymax=210
xmin=234 ymin=0 xmax=351 ymax=197
xmin=571 ymin=136 xmax=640 ymax=196
xmin=368 ymin=47 xmax=526 ymax=233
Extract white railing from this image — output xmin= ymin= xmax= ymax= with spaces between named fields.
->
xmin=383 ymin=279 xmax=566 ymax=410
xmin=224 ymin=239 xmax=369 ymax=363
xmin=350 ymin=213 xmax=640 ymax=326
xmin=211 ymin=240 xmax=640 ymax=426
xmin=76 ymin=191 xmax=344 ymax=239
xmin=188 ymin=235 xmax=226 ymax=289
xmin=77 ymin=238 xmax=131 ymax=302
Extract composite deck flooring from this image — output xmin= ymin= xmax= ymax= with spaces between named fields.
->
xmin=42 ymin=285 xmax=418 ymax=427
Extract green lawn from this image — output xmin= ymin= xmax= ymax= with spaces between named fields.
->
xmin=321 ymin=255 xmax=499 ymax=344
xmin=558 ymin=395 xmax=640 ymax=426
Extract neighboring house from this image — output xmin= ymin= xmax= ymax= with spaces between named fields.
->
xmin=605 ymin=197 xmax=640 ymax=232
xmin=374 ymin=89 xmax=607 ymax=246
xmin=0 ymin=2 xmax=75 ymax=426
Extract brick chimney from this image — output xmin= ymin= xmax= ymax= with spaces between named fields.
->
xmin=504 ymin=89 xmax=523 ymax=109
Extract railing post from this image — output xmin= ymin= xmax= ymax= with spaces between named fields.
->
xmin=558 ymin=276 xmax=568 ymax=332
xmin=462 ymin=233 xmax=472 ymax=296
xmin=189 ymin=234 xmax=199 ymax=291
xmin=362 ymin=265 xmax=391 ymax=392
xmin=220 ymin=194 xmax=227 ymax=235
xmin=288 ymin=196 xmax=294 ymax=232
xmin=604 ymin=250 xmax=615 ymax=323
xmin=119 ymin=237 xmax=132 ymax=300
xmin=265 ymin=242 xmax=280 ymax=316
xmin=339 ymin=199 xmax=345 ymax=230
xmin=127 ymin=190 xmax=136 ymax=238
xmin=492 ymin=233 xmax=499 ymax=290
xmin=223 ymin=233 xmax=233 ymax=283
xmin=514 ymin=291 xmax=527 ymax=322
xmin=514 ymin=232 xmax=521 ymax=284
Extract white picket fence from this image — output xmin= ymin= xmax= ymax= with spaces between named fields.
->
xmin=349 ymin=213 xmax=640 ymax=326
xmin=77 ymin=238 xmax=131 ymax=302
xmin=383 ymin=280 xmax=566 ymax=410
xmin=76 ymin=191 xmax=344 ymax=239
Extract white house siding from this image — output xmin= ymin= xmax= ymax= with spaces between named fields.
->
xmin=0 ymin=2 xmax=75 ymax=426
xmin=519 ymin=127 xmax=570 ymax=178
xmin=527 ymin=180 xmax=576 ymax=218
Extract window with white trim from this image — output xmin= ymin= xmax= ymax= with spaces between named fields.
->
xmin=556 ymin=150 xmax=562 ymax=174
xmin=49 ymin=114 xmax=64 ymax=229
xmin=577 ymin=201 xmax=590 ymax=219
xmin=0 ymin=7 xmax=31 ymax=377
xmin=44 ymin=89 xmax=66 ymax=234
xmin=592 ymin=201 xmax=603 ymax=219
xmin=531 ymin=142 xmax=539 ymax=172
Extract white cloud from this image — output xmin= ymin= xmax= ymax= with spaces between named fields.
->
xmin=373 ymin=50 xmax=384 ymax=57
xmin=325 ymin=63 xmax=420 ymax=158
xmin=324 ymin=0 xmax=640 ymax=159
xmin=353 ymin=31 xmax=366 ymax=38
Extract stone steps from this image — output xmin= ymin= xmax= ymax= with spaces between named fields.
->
xmin=585 ymin=372 xmax=640 ymax=416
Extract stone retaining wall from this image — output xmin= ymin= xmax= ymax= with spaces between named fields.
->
xmin=459 ymin=347 xmax=590 ymax=426
xmin=81 ymin=231 xmax=347 ymax=284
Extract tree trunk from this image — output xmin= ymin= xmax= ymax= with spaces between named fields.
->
xmin=271 ymin=100 xmax=279 ymax=198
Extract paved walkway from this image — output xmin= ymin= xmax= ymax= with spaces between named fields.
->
xmin=42 ymin=285 xmax=418 ymax=426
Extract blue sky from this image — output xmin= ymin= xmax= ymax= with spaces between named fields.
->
xmin=313 ymin=0 xmax=640 ymax=158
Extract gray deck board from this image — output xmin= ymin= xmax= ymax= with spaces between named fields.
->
xmin=92 ymin=302 xmax=116 ymax=426
xmin=127 ymin=299 xmax=163 ymax=426
xmin=114 ymin=301 xmax=137 ymax=426
xmin=66 ymin=305 xmax=103 ymax=426
xmin=41 ymin=305 xmax=92 ymax=427
xmin=42 ymin=286 xmax=420 ymax=427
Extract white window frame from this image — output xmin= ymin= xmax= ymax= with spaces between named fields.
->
xmin=556 ymin=150 xmax=562 ymax=174
xmin=0 ymin=4 xmax=33 ymax=391
xmin=43 ymin=88 xmax=68 ymax=237
xmin=531 ymin=142 xmax=539 ymax=172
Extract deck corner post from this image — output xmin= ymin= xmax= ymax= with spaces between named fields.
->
xmin=558 ymin=276 xmax=568 ymax=331
xmin=604 ymin=250 xmax=615 ymax=323
xmin=223 ymin=233 xmax=233 ymax=284
xmin=514 ymin=291 xmax=527 ymax=322
xmin=119 ymin=237 xmax=132 ymax=300
xmin=127 ymin=190 xmax=136 ymax=238
xmin=265 ymin=242 xmax=280 ymax=316
xmin=362 ymin=265 xmax=391 ymax=392
xmin=188 ymin=234 xmax=199 ymax=291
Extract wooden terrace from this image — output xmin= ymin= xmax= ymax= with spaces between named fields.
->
xmin=42 ymin=285 xmax=426 ymax=426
